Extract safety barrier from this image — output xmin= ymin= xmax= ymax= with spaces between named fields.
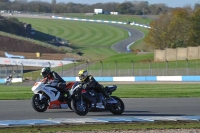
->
xmin=51 ymin=16 xmax=151 ymax=29
xmin=63 ymin=76 xmax=200 ymax=82
xmin=0 ymin=78 xmax=23 ymax=83
xmin=0 ymin=76 xmax=199 ymax=83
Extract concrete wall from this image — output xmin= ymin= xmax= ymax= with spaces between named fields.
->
xmin=165 ymin=48 xmax=176 ymax=61
xmin=188 ymin=47 xmax=198 ymax=59
xmin=154 ymin=46 xmax=200 ymax=62
xmin=176 ymin=48 xmax=187 ymax=60
xmin=154 ymin=49 xmax=165 ymax=61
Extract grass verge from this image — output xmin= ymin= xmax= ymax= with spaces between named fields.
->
xmin=0 ymin=84 xmax=200 ymax=100
xmin=0 ymin=121 xmax=200 ymax=133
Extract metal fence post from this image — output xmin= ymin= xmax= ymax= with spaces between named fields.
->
xmin=60 ymin=62 xmax=63 ymax=77
xmin=131 ymin=60 xmax=134 ymax=76
xmin=186 ymin=58 xmax=189 ymax=75
xmin=21 ymin=63 xmax=24 ymax=81
xmin=86 ymin=61 xmax=89 ymax=72
xmin=148 ymin=60 xmax=151 ymax=76
xmin=115 ymin=60 xmax=117 ymax=76
xmin=166 ymin=60 xmax=168 ymax=76
xmin=16 ymin=64 xmax=18 ymax=78
xmin=5 ymin=65 xmax=8 ymax=77
xmin=100 ymin=60 xmax=103 ymax=76
xmin=73 ymin=61 xmax=76 ymax=77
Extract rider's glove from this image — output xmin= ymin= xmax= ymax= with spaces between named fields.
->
xmin=82 ymin=84 xmax=87 ymax=89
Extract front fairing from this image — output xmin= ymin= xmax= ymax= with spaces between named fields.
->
xmin=70 ymin=82 xmax=82 ymax=95
xmin=31 ymin=82 xmax=60 ymax=101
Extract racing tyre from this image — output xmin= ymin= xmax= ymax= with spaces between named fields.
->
xmin=31 ymin=94 xmax=48 ymax=112
xmin=71 ymin=98 xmax=89 ymax=116
xmin=109 ymin=96 xmax=125 ymax=115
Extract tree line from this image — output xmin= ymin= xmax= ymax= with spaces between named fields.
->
xmin=145 ymin=7 xmax=200 ymax=49
xmin=0 ymin=15 xmax=26 ymax=36
xmin=0 ymin=0 xmax=197 ymax=15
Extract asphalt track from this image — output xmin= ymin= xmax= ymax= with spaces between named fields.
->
xmin=1 ymin=98 xmax=200 ymax=121
xmin=110 ymin=24 xmax=144 ymax=53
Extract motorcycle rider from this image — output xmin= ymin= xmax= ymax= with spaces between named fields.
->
xmin=6 ymin=75 xmax=12 ymax=80
xmin=40 ymin=67 xmax=69 ymax=100
xmin=6 ymin=75 xmax=12 ymax=83
xmin=78 ymin=70 xmax=110 ymax=108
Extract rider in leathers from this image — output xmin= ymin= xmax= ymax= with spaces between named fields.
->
xmin=41 ymin=67 xmax=68 ymax=96
xmin=78 ymin=70 xmax=110 ymax=107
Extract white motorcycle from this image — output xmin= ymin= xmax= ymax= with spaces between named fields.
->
xmin=31 ymin=79 xmax=74 ymax=112
xmin=5 ymin=78 xmax=12 ymax=85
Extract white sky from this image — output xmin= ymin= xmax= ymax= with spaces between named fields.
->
xmin=37 ymin=0 xmax=199 ymax=8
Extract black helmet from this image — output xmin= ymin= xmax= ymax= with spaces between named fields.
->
xmin=41 ymin=67 xmax=51 ymax=78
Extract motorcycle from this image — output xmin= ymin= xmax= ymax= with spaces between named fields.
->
xmin=31 ymin=79 xmax=74 ymax=112
xmin=70 ymin=82 xmax=125 ymax=116
xmin=5 ymin=78 xmax=12 ymax=85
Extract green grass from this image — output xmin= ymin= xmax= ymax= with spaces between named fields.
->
xmin=114 ymin=84 xmax=200 ymax=98
xmin=0 ymin=121 xmax=200 ymax=133
xmin=1 ymin=83 xmax=200 ymax=100
xmin=16 ymin=17 xmax=129 ymax=60
xmin=0 ymin=86 xmax=32 ymax=100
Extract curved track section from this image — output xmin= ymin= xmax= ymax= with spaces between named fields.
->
xmin=111 ymin=24 xmax=144 ymax=53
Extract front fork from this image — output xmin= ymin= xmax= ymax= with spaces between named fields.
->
xmin=37 ymin=93 xmax=49 ymax=106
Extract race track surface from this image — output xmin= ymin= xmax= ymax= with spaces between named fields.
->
xmin=111 ymin=24 xmax=144 ymax=53
xmin=1 ymin=98 xmax=200 ymax=121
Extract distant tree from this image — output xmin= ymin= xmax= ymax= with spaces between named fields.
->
xmin=145 ymin=8 xmax=191 ymax=49
xmin=188 ymin=8 xmax=200 ymax=46
xmin=0 ymin=0 xmax=10 ymax=2
xmin=52 ymin=0 xmax=56 ymax=5
xmin=145 ymin=13 xmax=171 ymax=49
xmin=14 ymin=0 xmax=27 ymax=3
xmin=116 ymin=2 xmax=134 ymax=14
xmin=194 ymin=3 xmax=200 ymax=10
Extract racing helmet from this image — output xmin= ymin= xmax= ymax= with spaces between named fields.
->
xmin=41 ymin=67 xmax=51 ymax=78
xmin=78 ymin=70 xmax=88 ymax=81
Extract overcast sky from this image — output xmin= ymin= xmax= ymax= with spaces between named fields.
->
xmin=38 ymin=0 xmax=199 ymax=8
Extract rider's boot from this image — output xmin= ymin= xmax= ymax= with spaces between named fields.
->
xmin=101 ymin=89 xmax=111 ymax=102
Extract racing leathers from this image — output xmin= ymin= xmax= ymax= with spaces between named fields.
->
xmin=43 ymin=71 xmax=68 ymax=95
xmin=79 ymin=75 xmax=109 ymax=100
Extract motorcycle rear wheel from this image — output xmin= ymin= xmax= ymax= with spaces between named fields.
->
xmin=31 ymin=94 xmax=48 ymax=112
xmin=71 ymin=98 xmax=89 ymax=116
xmin=109 ymin=96 xmax=125 ymax=115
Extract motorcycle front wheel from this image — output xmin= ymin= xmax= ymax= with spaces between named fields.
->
xmin=71 ymin=98 xmax=89 ymax=116
xmin=31 ymin=94 xmax=48 ymax=112
xmin=109 ymin=96 xmax=125 ymax=115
